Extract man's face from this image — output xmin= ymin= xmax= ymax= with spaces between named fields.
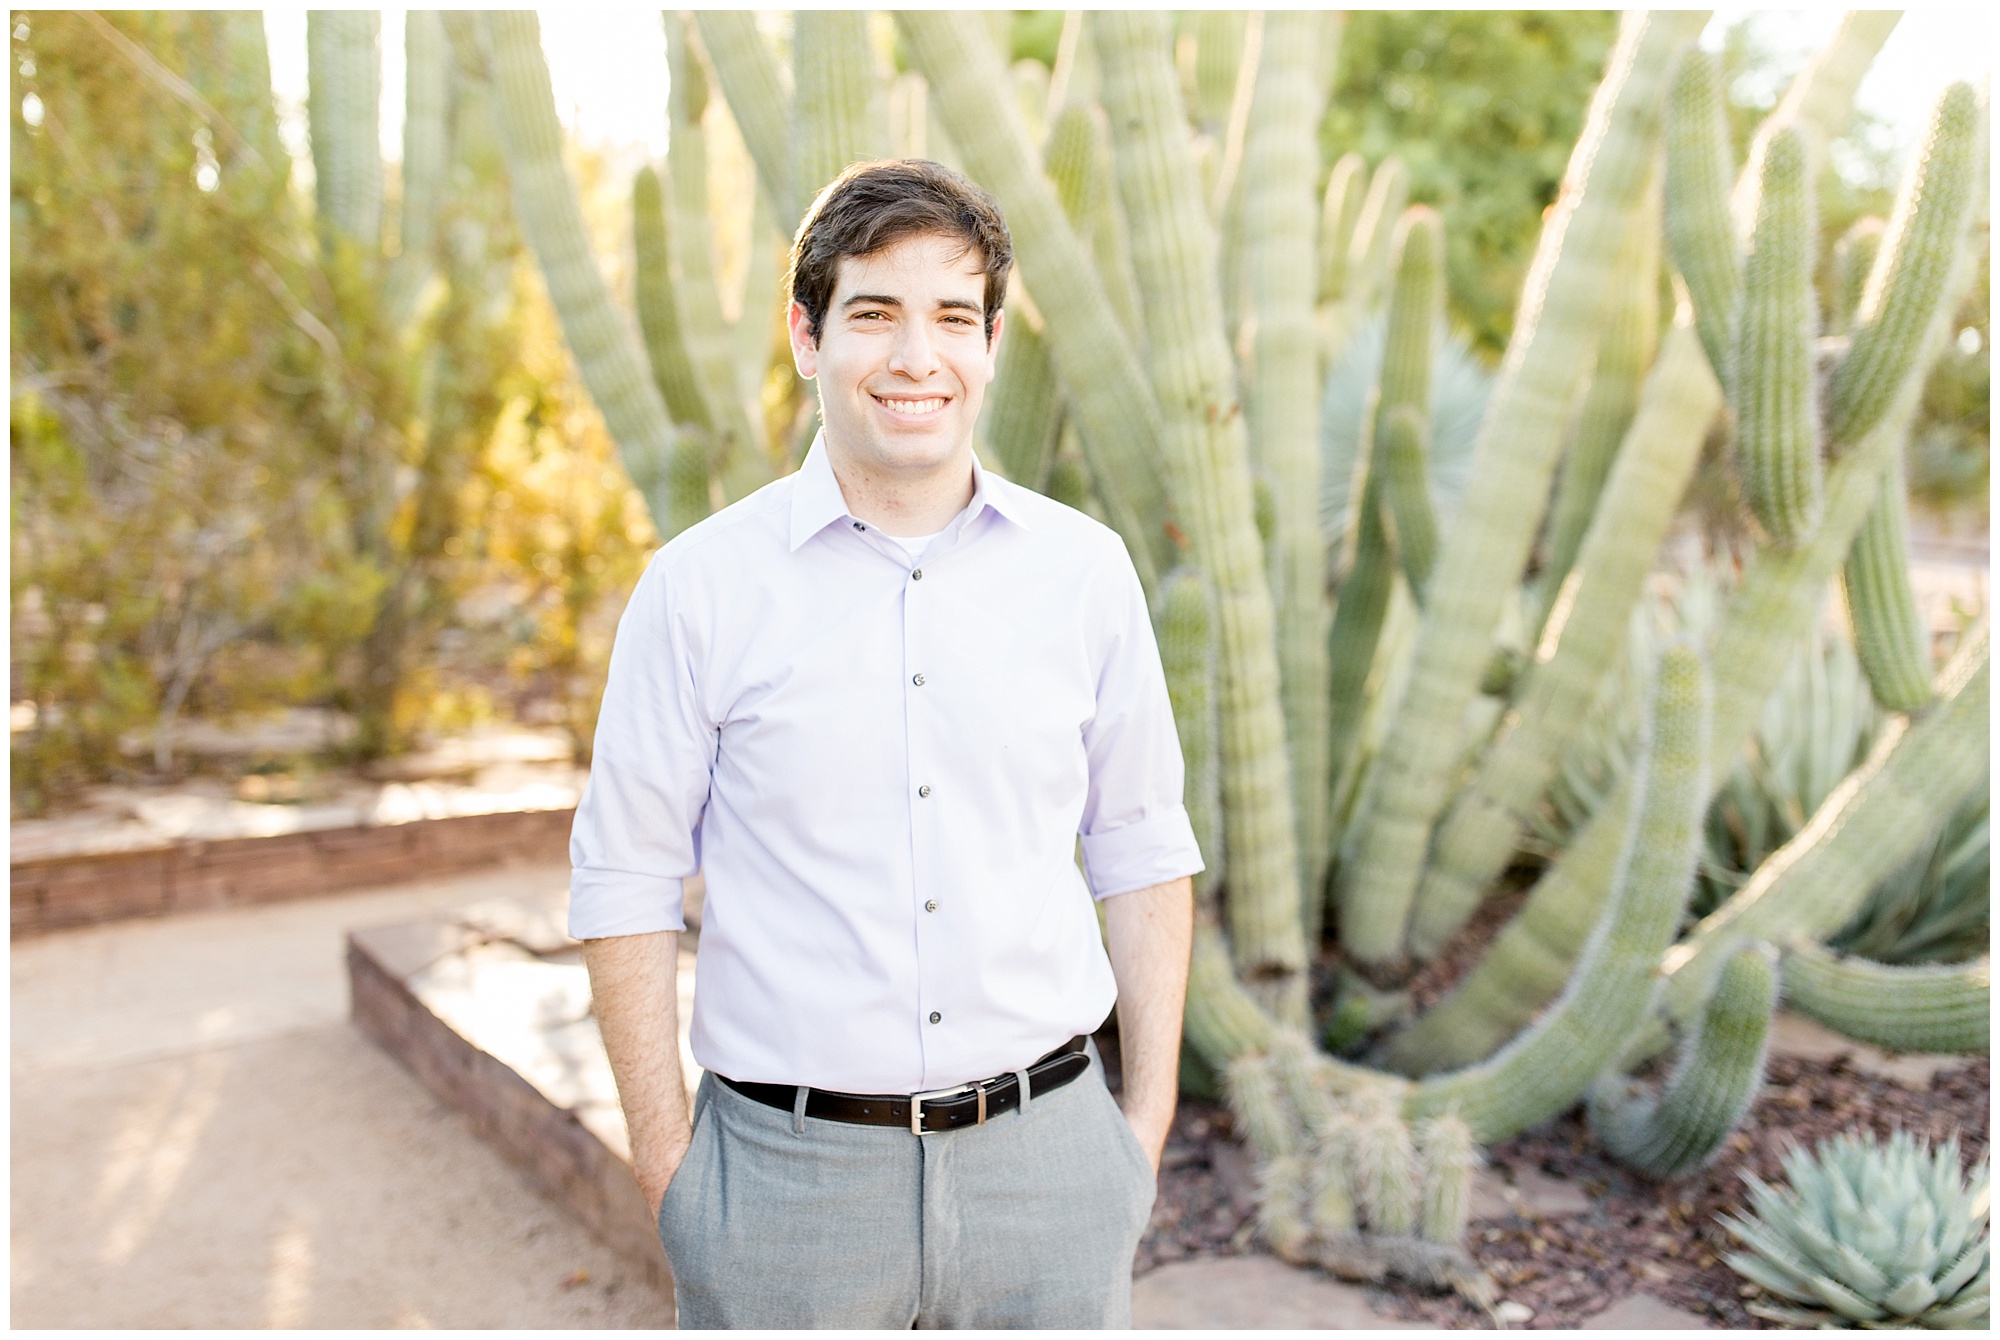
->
xmin=789 ymin=231 xmax=1002 ymax=480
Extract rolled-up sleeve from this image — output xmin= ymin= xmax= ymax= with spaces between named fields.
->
xmin=1076 ymin=555 xmax=1206 ymax=899
xmin=568 ymin=551 xmax=716 ymax=939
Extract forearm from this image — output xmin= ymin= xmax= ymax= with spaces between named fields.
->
xmin=1101 ymin=875 xmax=1194 ymax=1170
xmin=581 ymin=930 xmax=691 ymax=1216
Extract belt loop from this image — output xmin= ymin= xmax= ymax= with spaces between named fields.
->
xmin=791 ymin=1085 xmax=809 ymax=1136
xmin=1014 ymin=1069 xmax=1034 ymax=1120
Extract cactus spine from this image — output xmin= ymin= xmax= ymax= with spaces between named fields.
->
xmin=896 ymin=11 xmax=1172 ymax=595
xmin=1589 ymin=941 xmax=1778 ymax=1178
xmin=1842 ymin=464 xmax=1934 ymax=711
xmin=1403 ymin=321 xmax=1722 ymax=967
xmin=1780 ymin=944 xmax=1990 ymax=1056
xmin=1829 ymin=81 xmax=1983 ymax=448
xmin=1093 ymin=9 xmax=1306 ymax=1021
xmin=1337 ymin=12 xmax=1706 ymax=980
xmin=1402 ymin=643 xmax=1710 ymax=1143
xmin=483 ymin=12 xmax=683 ymax=526
xmin=306 ymin=11 xmax=383 ymax=251
xmin=788 ymin=13 xmax=885 ymax=218
xmin=1734 ymin=128 xmax=1822 ymax=547
xmin=1241 ymin=12 xmax=1334 ymax=938
xmin=1663 ymin=47 xmax=1738 ymax=382
xmin=1379 ymin=407 xmax=1439 ymax=600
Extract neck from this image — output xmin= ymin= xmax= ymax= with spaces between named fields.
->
xmin=824 ymin=439 xmax=978 ymax=537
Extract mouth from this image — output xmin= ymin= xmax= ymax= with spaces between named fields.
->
xmin=870 ymin=393 xmax=951 ymax=420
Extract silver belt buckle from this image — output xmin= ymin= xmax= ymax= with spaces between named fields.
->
xmin=909 ymin=1081 xmax=984 ymax=1135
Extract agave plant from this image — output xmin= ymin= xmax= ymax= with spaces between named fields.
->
xmin=1831 ymin=795 xmax=1990 ymax=966
xmin=1721 ymin=1129 xmax=1991 ymax=1328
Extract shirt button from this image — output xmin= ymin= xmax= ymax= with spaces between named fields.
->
xmin=925 ymin=900 xmax=939 ymax=912
xmin=911 ymin=568 xmax=923 ymax=581
xmin=852 ymin=521 xmax=864 ymax=530
xmin=929 ymin=1011 xmax=942 ymax=1024
xmin=912 ymin=673 xmax=926 ymax=686
xmin=918 ymin=785 xmax=932 ymax=798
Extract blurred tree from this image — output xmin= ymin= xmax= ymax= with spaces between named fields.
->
xmin=1323 ymin=11 xmax=1620 ymax=356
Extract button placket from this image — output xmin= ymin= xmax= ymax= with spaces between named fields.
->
xmin=904 ymin=543 xmax=945 ymax=1077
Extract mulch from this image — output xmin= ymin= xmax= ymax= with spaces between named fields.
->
xmin=1130 ymin=1049 xmax=1990 ymax=1329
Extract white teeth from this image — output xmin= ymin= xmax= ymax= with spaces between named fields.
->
xmin=878 ymin=396 xmax=946 ymax=415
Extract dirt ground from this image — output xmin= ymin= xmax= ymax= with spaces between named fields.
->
xmin=10 ymin=864 xmax=675 ymax=1329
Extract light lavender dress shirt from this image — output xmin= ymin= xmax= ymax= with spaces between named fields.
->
xmin=568 ymin=436 xmax=1203 ymax=1094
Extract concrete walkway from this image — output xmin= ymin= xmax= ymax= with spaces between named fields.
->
xmin=10 ymin=861 xmax=674 ymax=1328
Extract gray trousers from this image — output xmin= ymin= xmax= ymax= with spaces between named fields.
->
xmin=657 ymin=1049 xmax=1157 ymax=1328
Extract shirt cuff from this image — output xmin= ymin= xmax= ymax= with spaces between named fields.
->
xmin=567 ymin=868 xmax=688 ymax=939
xmin=1080 ymin=806 xmax=1205 ymax=900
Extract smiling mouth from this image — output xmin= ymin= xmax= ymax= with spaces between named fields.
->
xmin=872 ymin=394 xmax=949 ymax=417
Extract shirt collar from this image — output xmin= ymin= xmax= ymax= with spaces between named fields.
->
xmin=787 ymin=432 xmax=1037 ymax=552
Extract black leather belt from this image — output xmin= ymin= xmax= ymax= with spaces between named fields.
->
xmin=717 ymin=1036 xmax=1091 ymax=1135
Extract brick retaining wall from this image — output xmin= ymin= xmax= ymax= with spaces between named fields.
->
xmin=11 ymin=807 xmax=574 ymax=937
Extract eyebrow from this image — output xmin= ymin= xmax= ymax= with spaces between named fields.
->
xmin=841 ymin=293 xmax=984 ymax=315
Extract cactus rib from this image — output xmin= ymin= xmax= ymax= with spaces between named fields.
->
xmin=1829 ymin=82 xmax=1983 ymax=449
xmin=1403 ymin=644 xmax=1710 ymax=1144
xmin=1590 ymin=942 xmax=1778 ymax=1178
xmin=1336 ymin=11 xmax=1709 ymax=979
xmin=1734 ymin=127 xmax=1823 ymax=547
xmin=483 ymin=12 xmax=683 ymax=527
xmin=1780 ymin=943 xmax=1989 ymax=1056
xmin=1662 ymin=46 xmax=1738 ymax=382
xmin=1093 ymin=10 xmax=1307 ymax=1020
xmin=896 ymin=11 xmax=1172 ymax=595
xmin=1842 ymin=465 xmax=1934 ymax=711
xmin=1405 ymin=321 xmax=1722 ymax=965
xmin=1241 ymin=12 xmax=1334 ymax=939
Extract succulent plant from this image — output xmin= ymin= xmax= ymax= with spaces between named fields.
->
xmin=1720 ymin=1129 xmax=1991 ymax=1328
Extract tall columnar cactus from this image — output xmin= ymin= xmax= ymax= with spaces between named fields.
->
xmin=632 ymin=166 xmax=708 ymax=430
xmin=1401 ymin=643 xmax=1710 ymax=1144
xmin=1589 ymin=941 xmax=1778 ymax=1178
xmin=1157 ymin=567 xmax=1224 ymax=911
xmin=1043 ymin=102 xmax=1144 ymax=341
xmin=1324 ymin=207 xmax=1441 ymax=837
xmin=1827 ymin=216 xmax=1886 ymax=335
xmin=1659 ymin=625 xmax=1989 ymax=1033
xmin=1240 ymin=11 xmax=1333 ymax=940
xmin=982 ymin=308 xmax=1063 ymax=488
xmin=1391 ymin=182 xmax=1982 ymax=1074
xmin=897 ymin=11 xmax=1173 ymax=596
xmin=1318 ymin=152 xmax=1368 ymax=306
xmin=1779 ymin=943 xmax=1989 ymax=1056
xmin=1343 ymin=158 xmax=1411 ymax=314
xmin=1734 ymin=128 xmax=1822 ymax=547
xmin=1379 ymin=407 xmax=1438 ymax=600
xmin=483 ymin=12 xmax=683 ymax=527
xmin=663 ymin=16 xmax=767 ymax=504
xmin=1540 ymin=185 xmax=1661 ymax=608
xmin=1841 ymin=464 xmax=1934 ymax=711
xmin=1829 ymin=81 xmax=1983 ymax=448
xmin=1663 ymin=47 xmax=1738 ymax=382
xmin=691 ymin=11 xmax=796 ymax=227
xmin=1092 ymin=9 xmax=1306 ymax=1023
xmin=306 ymin=11 xmax=383 ymax=251
xmin=788 ymin=13 xmax=886 ymax=220
xmin=1403 ymin=321 xmax=1722 ymax=967
xmin=396 ymin=10 xmax=450 ymax=293
xmin=1336 ymin=12 xmax=1707 ymax=981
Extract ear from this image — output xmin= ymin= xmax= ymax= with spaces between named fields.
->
xmin=983 ymin=306 xmax=1005 ymax=377
xmin=787 ymin=300 xmax=819 ymax=379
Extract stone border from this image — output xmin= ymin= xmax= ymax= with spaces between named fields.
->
xmin=346 ymin=918 xmax=672 ymax=1294
xmin=10 ymin=807 xmax=575 ymax=937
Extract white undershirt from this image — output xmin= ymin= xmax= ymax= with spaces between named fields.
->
xmin=886 ymin=529 xmax=942 ymax=560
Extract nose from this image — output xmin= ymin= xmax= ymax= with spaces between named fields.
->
xmin=885 ymin=317 xmax=943 ymax=380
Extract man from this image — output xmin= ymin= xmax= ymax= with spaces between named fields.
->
xmin=569 ymin=159 xmax=1199 ymax=1329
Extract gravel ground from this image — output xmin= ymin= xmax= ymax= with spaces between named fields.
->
xmin=1127 ymin=1048 xmax=1990 ymax=1329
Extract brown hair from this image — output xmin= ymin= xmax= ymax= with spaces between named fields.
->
xmin=788 ymin=159 xmax=1013 ymax=344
